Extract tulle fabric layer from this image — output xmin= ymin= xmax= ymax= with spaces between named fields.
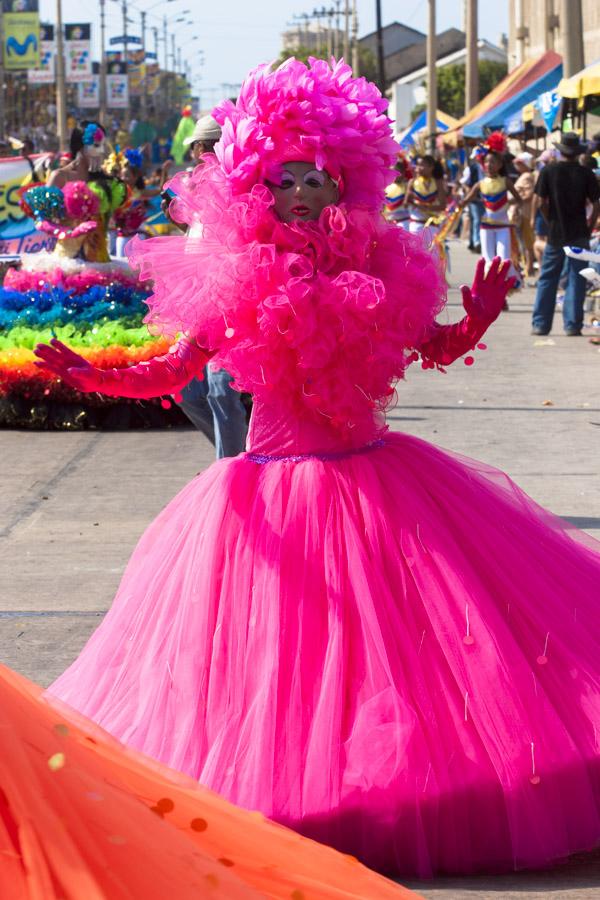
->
xmin=1 ymin=665 xmax=410 ymax=899
xmin=49 ymin=433 xmax=600 ymax=877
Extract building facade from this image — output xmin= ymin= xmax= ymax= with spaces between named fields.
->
xmin=508 ymin=0 xmax=600 ymax=71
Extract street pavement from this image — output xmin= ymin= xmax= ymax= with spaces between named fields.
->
xmin=1 ymin=240 xmax=599 ymax=897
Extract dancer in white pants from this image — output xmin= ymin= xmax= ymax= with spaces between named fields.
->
xmin=461 ymin=150 xmax=522 ymax=278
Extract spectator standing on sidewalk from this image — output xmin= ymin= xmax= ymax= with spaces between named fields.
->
xmin=531 ymin=133 xmax=600 ymax=336
xmin=169 ymin=115 xmax=248 ymax=457
xmin=460 ymin=147 xmax=485 ymax=253
xmin=510 ymin=152 xmax=536 ymax=281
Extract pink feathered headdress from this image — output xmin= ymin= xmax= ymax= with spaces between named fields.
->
xmin=212 ymin=57 xmax=399 ymax=208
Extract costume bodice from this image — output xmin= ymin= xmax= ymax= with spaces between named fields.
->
xmin=480 ymin=176 xmax=510 ymax=227
xmin=410 ymin=176 xmax=438 ymax=223
xmin=385 ymin=182 xmax=408 ymax=221
xmin=412 ymin=177 xmax=438 ymax=203
xmin=246 ymin=395 xmax=385 ymax=456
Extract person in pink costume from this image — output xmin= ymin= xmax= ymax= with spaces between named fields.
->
xmin=34 ymin=59 xmax=599 ymax=878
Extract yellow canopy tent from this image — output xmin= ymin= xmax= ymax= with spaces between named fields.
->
xmin=559 ymin=61 xmax=600 ymax=101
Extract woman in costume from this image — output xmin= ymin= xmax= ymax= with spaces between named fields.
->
xmin=403 ymin=153 xmax=447 ymax=235
xmin=34 ymin=59 xmax=599 ymax=877
xmin=383 ymin=152 xmax=412 ymax=228
xmin=461 ymin=134 xmax=522 ymax=279
xmin=105 ymin=147 xmax=151 ymax=257
xmin=47 ymin=121 xmax=127 ymax=263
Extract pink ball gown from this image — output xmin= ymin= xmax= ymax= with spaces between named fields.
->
xmin=46 ymin=59 xmax=599 ymax=876
xmin=48 ymin=351 xmax=600 ymax=879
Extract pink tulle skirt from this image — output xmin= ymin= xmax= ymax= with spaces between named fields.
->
xmin=49 ymin=433 xmax=600 ymax=877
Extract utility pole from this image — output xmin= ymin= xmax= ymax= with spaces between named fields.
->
xmin=560 ymin=0 xmax=584 ymax=78
xmin=314 ymin=10 xmax=322 ymax=55
xmin=375 ymin=0 xmax=385 ymax=93
xmin=465 ymin=0 xmax=478 ymax=114
xmin=55 ymin=0 xmax=68 ymax=151
xmin=351 ymin=0 xmax=359 ymax=76
xmin=0 ymin=11 xmax=6 ymax=137
xmin=122 ymin=0 xmax=128 ymax=59
xmin=171 ymin=33 xmax=177 ymax=108
xmin=426 ymin=0 xmax=437 ymax=154
xmin=141 ymin=10 xmax=147 ymax=121
xmin=343 ymin=0 xmax=349 ymax=61
xmin=163 ymin=16 xmax=169 ymax=113
xmin=99 ymin=0 xmax=107 ymax=125
xmin=334 ymin=0 xmax=341 ymax=58
xmin=121 ymin=0 xmax=129 ymax=129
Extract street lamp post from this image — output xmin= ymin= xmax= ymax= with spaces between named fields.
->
xmin=351 ymin=0 xmax=359 ymax=76
xmin=343 ymin=0 xmax=349 ymax=62
xmin=99 ymin=0 xmax=107 ymax=126
xmin=141 ymin=10 xmax=148 ymax=121
xmin=465 ymin=0 xmax=478 ymax=114
xmin=426 ymin=0 xmax=437 ymax=155
xmin=55 ymin=0 xmax=68 ymax=151
xmin=375 ymin=0 xmax=385 ymax=94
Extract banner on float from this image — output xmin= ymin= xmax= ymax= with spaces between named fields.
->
xmin=2 ymin=0 xmax=41 ymax=70
xmin=146 ymin=63 xmax=160 ymax=94
xmin=106 ymin=61 xmax=129 ymax=108
xmin=27 ymin=23 xmax=55 ymax=84
xmin=78 ymin=75 xmax=100 ymax=108
xmin=0 ymin=155 xmax=55 ymax=255
xmin=129 ymin=63 xmax=147 ymax=96
xmin=65 ymin=22 xmax=92 ymax=82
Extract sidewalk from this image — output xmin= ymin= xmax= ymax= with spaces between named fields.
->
xmin=1 ymin=240 xmax=599 ymax=897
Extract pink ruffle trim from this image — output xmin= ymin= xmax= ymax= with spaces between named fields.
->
xmin=128 ymin=159 xmax=446 ymax=430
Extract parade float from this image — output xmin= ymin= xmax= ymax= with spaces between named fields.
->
xmin=0 ymin=125 xmax=183 ymax=428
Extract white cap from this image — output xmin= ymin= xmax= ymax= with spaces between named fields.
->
xmin=183 ymin=115 xmax=222 ymax=146
xmin=515 ymin=151 xmax=534 ymax=169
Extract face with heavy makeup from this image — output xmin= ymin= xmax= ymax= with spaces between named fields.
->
xmin=266 ymin=161 xmax=340 ymax=223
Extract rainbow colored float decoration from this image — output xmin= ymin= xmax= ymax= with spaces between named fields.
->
xmin=0 ymin=179 xmax=182 ymax=428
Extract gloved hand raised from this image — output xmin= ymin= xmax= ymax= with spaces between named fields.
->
xmin=418 ymin=256 xmax=515 ymax=368
xmin=461 ymin=256 xmax=515 ymax=322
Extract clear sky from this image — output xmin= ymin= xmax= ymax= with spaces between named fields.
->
xmin=39 ymin=0 xmax=509 ymax=109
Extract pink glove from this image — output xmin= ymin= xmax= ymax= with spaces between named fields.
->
xmin=418 ymin=256 xmax=515 ymax=367
xmin=33 ymin=336 xmax=209 ymax=399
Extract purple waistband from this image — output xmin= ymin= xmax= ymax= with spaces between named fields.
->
xmin=245 ymin=438 xmax=386 ymax=465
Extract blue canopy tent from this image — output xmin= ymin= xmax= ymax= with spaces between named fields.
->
xmin=397 ymin=110 xmax=457 ymax=148
xmin=463 ymin=61 xmax=563 ymax=138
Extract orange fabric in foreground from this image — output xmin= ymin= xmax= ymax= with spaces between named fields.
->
xmin=0 ymin=664 xmax=419 ymax=900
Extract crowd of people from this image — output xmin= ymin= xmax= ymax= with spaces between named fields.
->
xmin=384 ymin=130 xmax=600 ymax=338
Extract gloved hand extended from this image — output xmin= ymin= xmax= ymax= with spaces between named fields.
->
xmin=33 ymin=336 xmax=210 ymax=399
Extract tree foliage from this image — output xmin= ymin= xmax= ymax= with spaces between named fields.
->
xmin=277 ymin=45 xmax=378 ymax=83
xmin=411 ymin=60 xmax=508 ymax=121
xmin=439 ymin=61 xmax=508 ymax=119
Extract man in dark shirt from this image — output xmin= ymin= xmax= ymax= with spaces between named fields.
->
xmin=531 ymin=133 xmax=600 ymax=335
